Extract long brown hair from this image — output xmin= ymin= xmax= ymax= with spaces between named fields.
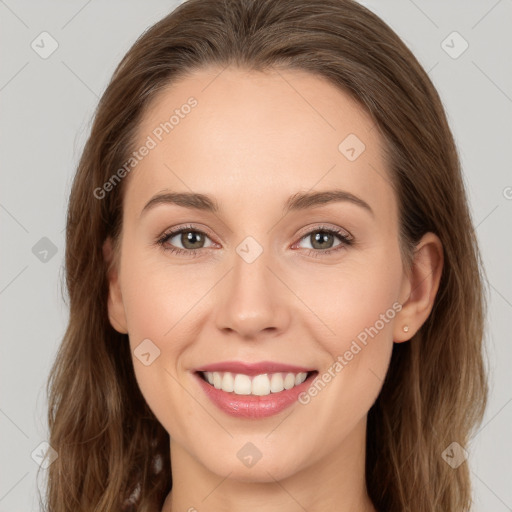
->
xmin=43 ymin=0 xmax=489 ymax=510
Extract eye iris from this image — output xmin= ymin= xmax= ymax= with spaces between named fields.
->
xmin=182 ymin=231 xmax=204 ymax=249
xmin=311 ymin=231 xmax=334 ymax=250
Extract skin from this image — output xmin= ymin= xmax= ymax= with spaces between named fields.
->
xmin=103 ymin=67 xmax=443 ymax=512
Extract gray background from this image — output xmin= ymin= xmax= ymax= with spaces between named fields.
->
xmin=1 ymin=0 xmax=511 ymax=510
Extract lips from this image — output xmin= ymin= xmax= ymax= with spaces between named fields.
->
xmin=194 ymin=360 xmax=316 ymax=376
xmin=193 ymin=369 xmax=319 ymax=418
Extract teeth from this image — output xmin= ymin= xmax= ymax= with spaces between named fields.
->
xmin=234 ymin=374 xmax=252 ymax=395
xmin=270 ymin=373 xmax=284 ymax=393
xmin=202 ymin=371 xmax=309 ymax=396
xmin=221 ymin=372 xmax=234 ymax=392
xmin=252 ymin=374 xmax=270 ymax=396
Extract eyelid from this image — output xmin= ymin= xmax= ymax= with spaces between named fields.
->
xmin=158 ymin=223 xmax=217 ymax=242
xmin=294 ymin=222 xmax=352 ymax=242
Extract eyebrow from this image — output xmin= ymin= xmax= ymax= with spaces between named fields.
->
xmin=139 ymin=189 xmax=374 ymax=218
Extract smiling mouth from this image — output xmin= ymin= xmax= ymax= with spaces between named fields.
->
xmin=196 ymin=370 xmax=318 ymax=396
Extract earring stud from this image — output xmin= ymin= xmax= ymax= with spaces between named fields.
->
xmin=403 ymin=325 xmax=409 ymax=332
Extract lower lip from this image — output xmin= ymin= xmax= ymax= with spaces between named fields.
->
xmin=193 ymin=371 xmax=318 ymax=419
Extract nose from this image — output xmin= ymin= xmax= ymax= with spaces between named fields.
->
xmin=214 ymin=246 xmax=291 ymax=340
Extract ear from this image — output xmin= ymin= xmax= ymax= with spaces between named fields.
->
xmin=103 ymin=237 xmax=128 ymax=334
xmin=393 ymin=232 xmax=444 ymax=343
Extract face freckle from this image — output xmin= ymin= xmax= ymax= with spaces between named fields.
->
xmin=111 ymin=65 xmax=407 ymax=487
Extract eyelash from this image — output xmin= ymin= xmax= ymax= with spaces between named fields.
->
xmin=155 ymin=224 xmax=353 ymax=258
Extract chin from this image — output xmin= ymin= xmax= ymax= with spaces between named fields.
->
xmin=197 ymin=441 xmax=307 ymax=483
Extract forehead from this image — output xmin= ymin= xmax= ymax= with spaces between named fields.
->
xmin=124 ymin=66 xmax=395 ymax=224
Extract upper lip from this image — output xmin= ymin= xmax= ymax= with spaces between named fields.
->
xmin=194 ymin=361 xmax=316 ymax=376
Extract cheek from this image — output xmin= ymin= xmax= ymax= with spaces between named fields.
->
xmin=120 ymin=247 xmax=206 ymax=345
xmin=291 ymin=245 xmax=403 ymax=353
xmin=295 ymin=247 xmax=402 ymax=417
xmin=118 ymin=244 xmax=234 ymax=431
xmin=121 ymin=277 xmax=195 ymax=443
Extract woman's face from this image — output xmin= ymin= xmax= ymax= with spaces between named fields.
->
xmin=106 ymin=67 xmax=412 ymax=483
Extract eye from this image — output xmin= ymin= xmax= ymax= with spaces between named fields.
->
xmin=156 ymin=225 xmax=215 ymax=257
xmin=155 ymin=224 xmax=354 ymax=258
xmin=293 ymin=225 xmax=353 ymax=257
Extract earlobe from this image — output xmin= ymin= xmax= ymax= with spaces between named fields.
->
xmin=103 ymin=237 xmax=129 ymax=334
xmin=394 ymin=232 xmax=444 ymax=343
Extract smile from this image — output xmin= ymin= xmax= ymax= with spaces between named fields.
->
xmin=193 ymin=369 xmax=319 ymax=419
